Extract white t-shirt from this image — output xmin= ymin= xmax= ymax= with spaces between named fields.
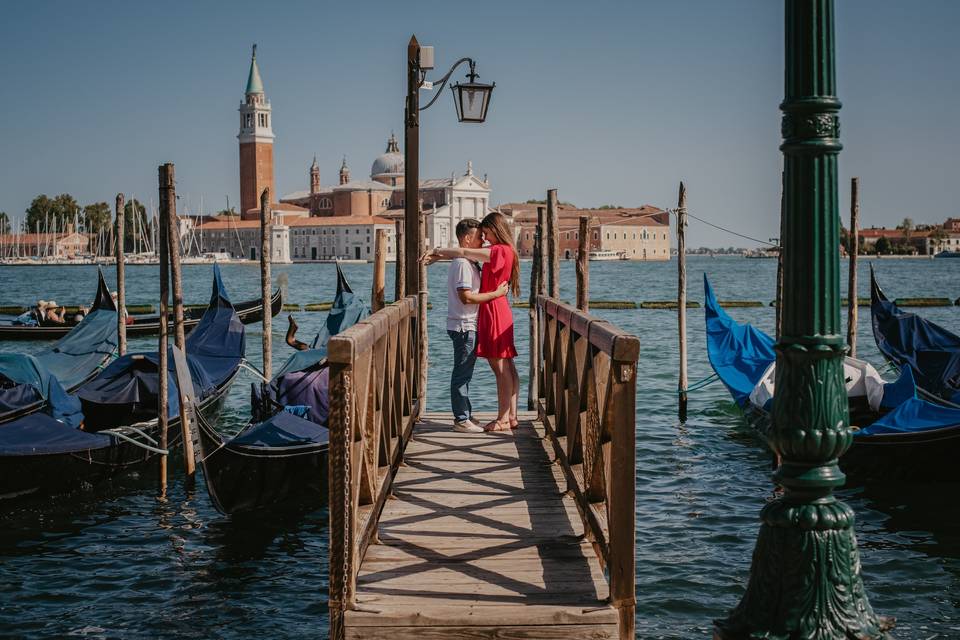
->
xmin=447 ymin=257 xmax=481 ymax=331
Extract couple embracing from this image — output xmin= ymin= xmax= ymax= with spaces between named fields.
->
xmin=421 ymin=212 xmax=520 ymax=433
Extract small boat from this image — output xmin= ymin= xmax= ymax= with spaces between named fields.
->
xmin=190 ymin=263 xmax=369 ymax=515
xmin=704 ymin=274 xmax=960 ymax=480
xmin=0 ymin=265 xmax=245 ymax=501
xmin=934 ymin=250 xmax=960 ymax=258
xmin=588 ymin=250 xmax=623 ymax=261
xmin=0 ymin=269 xmax=118 ymax=428
xmin=871 ymin=268 xmax=960 ymax=405
xmin=0 ymin=287 xmax=281 ymax=341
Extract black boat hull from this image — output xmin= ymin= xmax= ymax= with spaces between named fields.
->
xmin=0 ymin=373 xmax=234 ymax=501
xmin=0 ymin=289 xmax=281 ymax=341
xmin=198 ymin=422 xmax=328 ymax=514
xmin=743 ymin=403 xmax=960 ymax=482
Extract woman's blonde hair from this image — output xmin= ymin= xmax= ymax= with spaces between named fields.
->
xmin=480 ymin=212 xmax=521 ymax=297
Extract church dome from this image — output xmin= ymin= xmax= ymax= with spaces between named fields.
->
xmin=371 ymin=133 xmax=404 ymax=178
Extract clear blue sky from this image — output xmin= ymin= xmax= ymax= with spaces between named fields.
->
xmin=1 ymin=0 xmax=958 ymax=247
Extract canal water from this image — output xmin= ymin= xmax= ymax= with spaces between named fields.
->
xmin=0 ymin=257 xmax=957 ymax=639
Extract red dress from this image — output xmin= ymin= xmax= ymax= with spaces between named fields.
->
xmin=476 ymin=243 xmax=518 ymax=359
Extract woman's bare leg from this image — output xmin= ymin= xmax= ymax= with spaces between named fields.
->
xmin=485 ymin=357 xmax=512 ymax=429
xmin=507 ymin=358 xmax=519 ymax=425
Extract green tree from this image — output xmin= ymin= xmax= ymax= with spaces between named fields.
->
xmin=24 ymin=193 xmax=80 ymax=233
xmin=898 ymin=217 xmax=914 ymax=242
xmin=83 ymin=202 xmax=112 ymax=235
xmin=216 ymin=207 xmax=238 ymax=217
xmin=123 ymin=199 xmax=149 ymax=252
xmin=929 ymin=226 xmax=947 ymax=253
xmin=0 ymin=212 xmax=10 ymax=235
xmin=874 ymin=236 xmax=891 ymax=255
xmin=597 ymin=204 xmax=624 ymax=210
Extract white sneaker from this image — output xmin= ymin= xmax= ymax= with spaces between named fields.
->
xmin=453 ymin=419 xmax=483 ymax=433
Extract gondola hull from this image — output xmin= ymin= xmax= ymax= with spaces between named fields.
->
xmin=198 ymin=423 xmax=328 ymax=514
xmin=0 ymin=373 xmax=234 ymax=501
xmin=0 ymin=288 xmax=281 ymax=341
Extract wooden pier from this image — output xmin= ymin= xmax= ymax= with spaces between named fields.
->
xmin=328 ymin=296 xmax=638 ymax=639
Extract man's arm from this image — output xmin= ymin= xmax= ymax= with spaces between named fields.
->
xmin=458 ymin=282 xmax=509 ymax=304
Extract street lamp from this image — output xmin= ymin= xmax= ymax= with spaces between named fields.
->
xmin=404 ymin=35 xmax=493 ymax=401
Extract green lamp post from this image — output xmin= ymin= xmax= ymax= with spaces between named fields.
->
xmin=715 ymin=2 xmax=892 ymax=638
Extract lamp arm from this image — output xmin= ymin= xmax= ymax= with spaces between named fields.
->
xmin=419 ymin=57 xmax=474 ymax=112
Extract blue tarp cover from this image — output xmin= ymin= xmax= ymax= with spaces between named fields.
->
xmin=872 ymin=274 xmax=960 ymax=403
xmin=0 ymin=353 xmax=83 ymax=427
xmin=0 ymin=412 xmax=113 ymax=456
xmin=879 ymin=366 xmax=917 ymax=410
xmin=857 ymin=396 xmax=960 ymax=436
xmin=703 ymin=275 xmax=776 ymax=408
xmin=230 ymin=410 xmax=329 ymax=447
xmin=77 ymin=265 xmax=244 ymax=417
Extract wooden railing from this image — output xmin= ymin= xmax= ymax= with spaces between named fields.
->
xmin=536 ymin=295 xmax=638 ymax=639
xmin=328 ymin=296 xmax=420 ymax=639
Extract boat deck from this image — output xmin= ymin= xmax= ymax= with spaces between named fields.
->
xmin=344 ymin=412 xmax=619 ymax=639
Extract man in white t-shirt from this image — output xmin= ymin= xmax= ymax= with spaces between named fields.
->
xmin=446 ymin=219 xmax=507 ymax=432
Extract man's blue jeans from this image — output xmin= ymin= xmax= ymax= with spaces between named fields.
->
xmin=448 ymin=329 xmax=477 ymax=422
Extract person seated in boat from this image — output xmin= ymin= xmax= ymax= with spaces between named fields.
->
xmin=285 ymin=314 xmax=309 ymax=351
xmin=38 ymin=301 xmax=66 ymax=325
xmin=111 ymin=292 xmax=135 ymax=325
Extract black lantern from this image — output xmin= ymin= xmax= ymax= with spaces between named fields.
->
xmin=450 ymin=62 xmax=494 ymax=123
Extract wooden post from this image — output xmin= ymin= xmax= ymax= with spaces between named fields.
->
xmin=162 ymin=163 xmax=195 ymax=478
xmin=677 ymin=182 xmax=688 ymax=421
xmin=157 ymin=165 xmax=171 ymax=497
xmin=394 ymin=218 xmax=405 ymax=301
xmin=576 ymin=216 xmax=589 ymax=311
xmin=372 ymin=229 xmax=386 ymax=312
xmin=536 ymin=207 xmax=547 ymax=298
xmin=547 ymin=189 xmax=560 ymax=298
xmin=847 ymin=177 xmax=860 ymax=358
xmin=417 ymin=211 xmax=428 ymax=403
xmin=527 ymin=227 xmax=541 ymax=410
xmin=775 ymin=171 xmax=785 ymax=341
xmin=114 ymin=193 xmax=126 ymax=356
xmin=260 ymin=188 xmax=272 ymax=381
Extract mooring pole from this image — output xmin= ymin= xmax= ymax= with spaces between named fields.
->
xmin=847 ymin=177 xmax=860 ymax=358
xmin=157 ymin=165 xmax=171 ymax=497
xmin=394 ymin=218 xmax=405 ymax=301
xmin=536 ymin=207 xmax=547 ymax=301
xmin=546 ymin=189 xmax=560 ymax=298
xmin=527 ymin=226 xmax=541 ymax=411
xmin=576 ymin=216 xmax=589 ymax=312
xmin=162 ymin=163 xmax=195 ymax=478
xmin=676 ymin=182 xmax=688 ymax=422
xmin=115 ymin=193 xmax=126 ymax=356
xmin=372 ymin=229 xmax=386 ymax=312
xmin=715 ymin=2 xmax=888 ymax=637
xmin=260 ymin=188 xmax=272 ymax=381
xmin=417 ymin=210 xmax=428 ymax=403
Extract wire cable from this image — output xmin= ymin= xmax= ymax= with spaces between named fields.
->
xmin=670 ymin=208 xmax=779 ymax=248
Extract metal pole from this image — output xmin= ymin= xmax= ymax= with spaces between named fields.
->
xmin=775 ymin=172 xmax=785 ymax=341
xmin=372 ymin=229 xmax=386 ymax=312
xmin=847 ymin=177 xmax=860 ymax=358
xmin=394 ymin=218 xmax=405 ymax=301
xmin=260 ymin=188 xmax=272 ymax=381
xmin=157 ymin=166 xmax=171 ymax=497
xmin=404 ymin=35 xmax=420 ymax=298
xmin=546 ymin=189 xmax=559 ymax=298
xmin=576 ymin=216 xmax=589 ymax=311
xmin=715 ymin=2 xmax=888 ymax=637
xmin=676 ymin=183 xmax=688 ymax=421
xmin=162 ymin=164 xmax=194 ymax=478
xmin=418 ymin=211 xmax=428 ymax=403
xmin=115 ymin=193 xmax=126 ymax=356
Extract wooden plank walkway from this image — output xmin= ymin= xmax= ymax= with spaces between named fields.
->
xmin=344 ymin=412 xmax=619 ymax=639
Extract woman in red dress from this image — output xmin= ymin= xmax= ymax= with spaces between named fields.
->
xmin=423 ymin=212 xmax=521 ymax=431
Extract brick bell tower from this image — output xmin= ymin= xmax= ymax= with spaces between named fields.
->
xmin=238 ymin=44 xmax=275 ymax=218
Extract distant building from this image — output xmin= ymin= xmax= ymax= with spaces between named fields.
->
xmin=0 ymin=230 xmax=91 ymax=259
xmin=501 ymin=203 xmax=671 ymax=261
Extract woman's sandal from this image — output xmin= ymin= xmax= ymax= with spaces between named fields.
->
xmin=509 ymin=418 xmax=520 ymax=430
xmin=483 ymin=419 xmax=512 ymax=432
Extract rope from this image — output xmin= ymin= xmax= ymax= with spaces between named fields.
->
xmin=239 ymin=360 xmax=269 ymax=383
xmin=670 ymin=208 xmax=778 ymax=248
xmin=680 ymin=372 xmax=720 ymax=394
xmin=98 ymin=429 xmax=169 ymax=455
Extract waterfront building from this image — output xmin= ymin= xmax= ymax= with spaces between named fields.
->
xmin=502 ymin=203 xmax=670 ymax=260
xmin=0 ymin=229 xmax=91 ymax=259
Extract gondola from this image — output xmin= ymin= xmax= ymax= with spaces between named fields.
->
xmin=0 ymin=265 xmax=245 ymax=501
xmin=0 ymin=268 xmax=118 ymax=428
xmin=704 ymin=274 xmax=960 ymax=480
xmin=188 ymin=263 xmax=369 ymax=515
xmin=870 ymin=267 xmax=960 ymax=406
xmin=0 ymin=286 xmax=280 ymax=341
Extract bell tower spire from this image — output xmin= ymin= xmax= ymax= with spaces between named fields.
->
xmin=238 ymin=43 xmax=275 ymax=218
